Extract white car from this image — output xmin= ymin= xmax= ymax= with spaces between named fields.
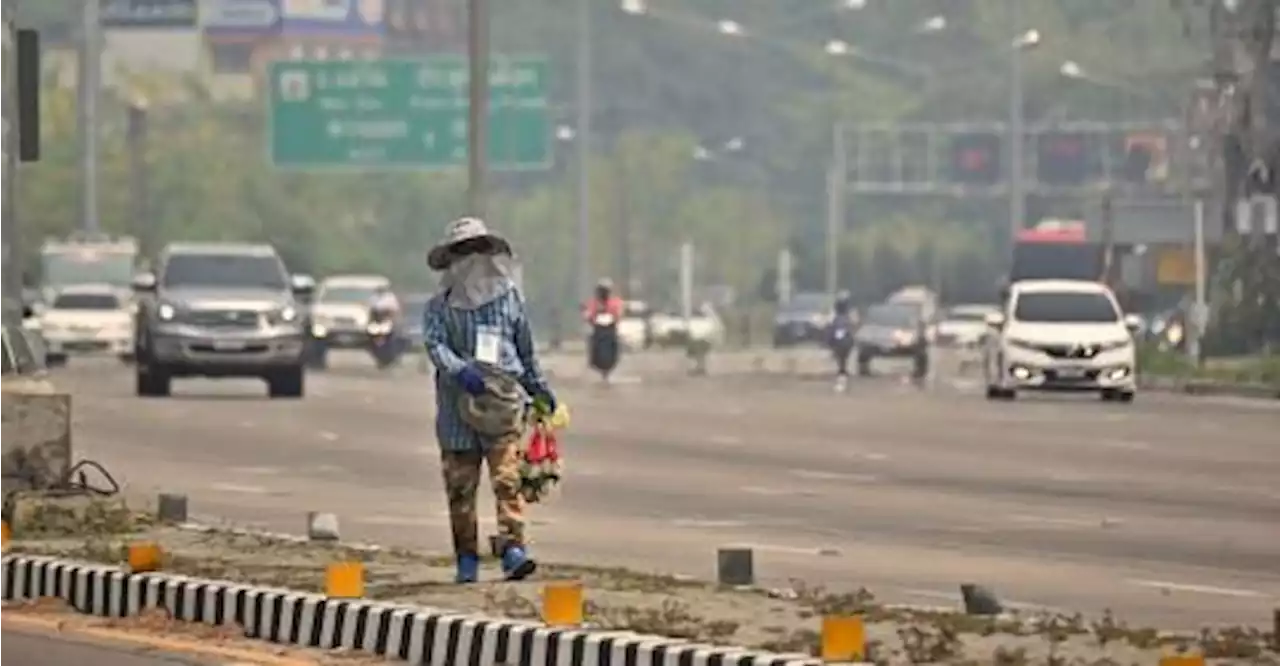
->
xmin=983 ymin=280 xmax=1141 ymax=402
xmin=310 ymin=274 xmax=391 ymax=349
xmin=38 ymin=284 xmax=135 ymax=364
xmin=935 ymin=304 xmax=999 ymax=349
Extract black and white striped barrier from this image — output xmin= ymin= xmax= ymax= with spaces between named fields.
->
xmin=1 ymin=555 xmax=821 ymax=666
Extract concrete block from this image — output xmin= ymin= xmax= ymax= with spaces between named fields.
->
xmin=2 ymin=383 xmax=72 ymax=491
xmin=716 ymin=547 xmax=754 ymax=587
xmin=960 ymin=583 xmax=1002 ymax=615
xmin=156 ymin=493 xmax=188 ymax=523
xmin=306 ymin=512 xmax=340 ymax=541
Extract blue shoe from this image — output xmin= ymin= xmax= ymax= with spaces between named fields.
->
xmin=501 ymin=545 xmax=537 ymax=581
xmin=455 ymin=554 xmax=480 ymax=584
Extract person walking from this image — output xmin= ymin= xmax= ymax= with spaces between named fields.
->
xmin=422 ymin=216 xmax=557 ymax=584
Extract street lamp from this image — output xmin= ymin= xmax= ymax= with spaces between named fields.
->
xmin=1059 ymin=59 xmax=1085 ymax=80
xmin=716 ymin=19 xmax=744 ymax=36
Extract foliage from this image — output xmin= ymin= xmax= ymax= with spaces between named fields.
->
xmin=12 ymin=0 xmax=1218 ymax=321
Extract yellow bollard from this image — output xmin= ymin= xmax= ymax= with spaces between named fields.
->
xmin=1159 ymin=657 xmax=1205 ymax=666
xmin=325 ymin=562 xmax=365 ymax=598
xmin=127 ymin=542 xmax=163 ymax=573
xmin=541 ymin=581 xmax=584 ymax=627
xmin=820 ymin=615 xmax=865 ymax=663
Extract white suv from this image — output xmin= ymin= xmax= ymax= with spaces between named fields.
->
xmin=983 ymin=280 xmax=1141 ymax=403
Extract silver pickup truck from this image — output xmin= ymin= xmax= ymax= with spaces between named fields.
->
xmin=132 ymin=242 xmax=314 ymax=399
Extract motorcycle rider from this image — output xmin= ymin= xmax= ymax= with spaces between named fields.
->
xmin=828 ymin=290 xmax=858 ymax=391
xmin=583 ymin=278 xmax=625 ymax=382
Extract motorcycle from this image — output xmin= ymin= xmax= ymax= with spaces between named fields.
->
xmin=366 ymin=318 xmax=402 ymax=369
xmin=829 ymin=320 xmax=856 ymax=393
xmin=587 ymin=310 xmax=621 ymax=383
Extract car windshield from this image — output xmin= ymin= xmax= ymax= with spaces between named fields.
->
xmin=320 ymin=286 xmax=379 ymax=303
xmin=783 ymin=294 xmax=830 ymax=315
xmin=52 ymin=293 xmax=120 ymax=310
xmin=162 ymin=253 xmax=286 ymax=290
xmin=1014 ymin=291 xmax=1119 ymax=323
xmin=865 ymin=304 xmax=918 ymax=327
xmin=42 ymin=250 xmax=135 ymax=288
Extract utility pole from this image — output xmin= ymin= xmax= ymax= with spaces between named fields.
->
xmin=465 ymin=0 xmax=490 ymax=217
xmin=1007 ymin=0 xmax=1025 ymax=247
xmin=825 ymin=122 xmax=846 ymax=299
xmin=78 ymin=0 xmax=103 ymax=233
xmin=127 ymin=97 xmax=151 ymax=256
xmin=574 ymin=0 xmax=592 ymax=305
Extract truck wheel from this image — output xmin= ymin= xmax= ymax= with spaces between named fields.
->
xmin=136 ymin=364 xmax=172 ymax=397
xmin=267 ymin=367 xmax=305 ymax=399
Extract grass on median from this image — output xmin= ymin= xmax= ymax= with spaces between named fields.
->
xmin=1138 ymin=344 xmax=1280 ymax=386
xmin=7 ymin=511 xmax=1278 ymax=665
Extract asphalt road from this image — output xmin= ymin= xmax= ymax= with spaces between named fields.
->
xmin=2 ymin=627 xmax=216 ymax=666
xmin=48 ymin=349 xmax=1280 ymax=630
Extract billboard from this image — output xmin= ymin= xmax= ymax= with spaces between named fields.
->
xmin=202 ymin=0 xmax=280 ymax=37
xmin=279 ymin=0 xmax=383 ymax=38
xmin=101 ymin=0 xmax=199 ymax=28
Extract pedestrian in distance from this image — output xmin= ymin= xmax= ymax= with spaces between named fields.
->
xmin=422 ymin=216 xmax=557 ymax=584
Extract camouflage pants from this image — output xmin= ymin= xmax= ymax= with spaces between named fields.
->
xmin=440 ymin=439 xmax=526 ymax=557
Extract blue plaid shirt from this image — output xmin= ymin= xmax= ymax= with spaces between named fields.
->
xmin=422 ymin=283 xmax=550 ymax=452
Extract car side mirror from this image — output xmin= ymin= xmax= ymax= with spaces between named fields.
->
xmin=1122 ymin=313 xmax=1143 ymax=333
xmin=290 ymin=274 xmax=316 ymax=295
xmin=984 ymin=312 xmax=1006 ymax=328
xmin=131 ymin=272 xmax=157 ymax=292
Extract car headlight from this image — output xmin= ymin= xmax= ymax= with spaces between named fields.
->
xmin=267 ymin=306 xmax=300 ymax=327
xmin=312 ymin=323 xmax=328 ymax=337
xmin=892 ymin=329 xmax=916 ymax=345
xmin=157 ymin=304 xmax=176 ymax=321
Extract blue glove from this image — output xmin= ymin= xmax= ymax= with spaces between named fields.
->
xmin=456 ymin=365 xmax=486 ymax=396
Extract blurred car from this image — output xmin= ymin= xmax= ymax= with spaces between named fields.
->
xmin=400 ymin=293 xmax=431 ymax=351
xmin=37 ymin=283 xmax=135 ymax=365
xmin=935 ymin=304 xmax=999 ymax=349
xmin=650 ymin=303 xmax=726 ymax=348
xmin=772 ymin=292 xmax=833 ymax=347
xmin=618 ymin=300 xmax=654 ymax=351
xmin=310 ymin=274 xmax=392 ymax=351
xmin=853 ymin=302 xmax=928 ymax=376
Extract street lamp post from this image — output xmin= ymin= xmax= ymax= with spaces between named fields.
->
xmin=575 ymin=0 xmax=592 ymax=305
xmin=1008 ymin=0 xmax=1026 ymax=249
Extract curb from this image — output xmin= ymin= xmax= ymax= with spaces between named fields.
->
xmin=1 ymin=554 xmax=822 ymax=666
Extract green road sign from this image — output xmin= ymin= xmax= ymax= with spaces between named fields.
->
xmin=267 ymin=57 xmax=550 ymax=170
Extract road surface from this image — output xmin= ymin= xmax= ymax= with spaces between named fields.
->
xmin=2 ymin=626 xmax=214 ymax=666
xmin=49 ymin=350 xmax=1280 ymax=630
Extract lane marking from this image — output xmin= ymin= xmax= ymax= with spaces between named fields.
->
xmin=209 ymin=483 xmax=271 ymax=495
xmin=1125 ymin=579 xmax=1269 ymax=599
xmin=672 ymin=519 xmax=746 ymax=529
xmin=726 ymin=542 xmax=823 ymax=556
xmin=709 ymin=434 xmax=743 ymax=446
xmin=318 ymin=430 xmax=339 ymax=441
xmin=1006 ymin=514 xmax=1112 ymax=529
xmin=789 ymin=468 xmax=878 ymax=483
xmin=739 ymin=486 xmax=791 ymax=496
xmin=355 ymin=515 xmax=441 ymax=527
xmin=229 ymin=466 xmax=278 ymax=476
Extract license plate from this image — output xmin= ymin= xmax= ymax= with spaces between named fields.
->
xmin=1057 ymin=368 xmax=1087 ymax=379
xmin=212 ymin=340 xmax=246 ymax=351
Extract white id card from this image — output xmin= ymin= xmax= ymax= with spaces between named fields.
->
xmin=474 ymin=326 xmax=501 ymax=365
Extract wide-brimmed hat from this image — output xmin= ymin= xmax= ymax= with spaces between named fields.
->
xmin=427 ymin=217 xmax=513 ymax=271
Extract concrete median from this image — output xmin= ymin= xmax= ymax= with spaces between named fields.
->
xmin=2 ymin=377 xmax=73 ymax=492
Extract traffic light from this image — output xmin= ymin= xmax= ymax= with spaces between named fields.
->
xmin=1035 ymin=131 xmax=1093 ymax=186
xmin=1121 ymin=132 xmax=1168 ymax=184
xmin=948 ymin=132 xmax=1002 ymax=186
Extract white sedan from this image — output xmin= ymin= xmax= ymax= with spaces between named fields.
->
xmin=38 ymin=284 xmax=135 ymax=365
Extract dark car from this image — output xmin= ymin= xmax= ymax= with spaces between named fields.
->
xmin=132 ymin=243 xmax=314 ymax=399
xmin=772 ymin=293 xmax=833 ymax=347
xmin=853 ymin=302 xmax=929 ymax=377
